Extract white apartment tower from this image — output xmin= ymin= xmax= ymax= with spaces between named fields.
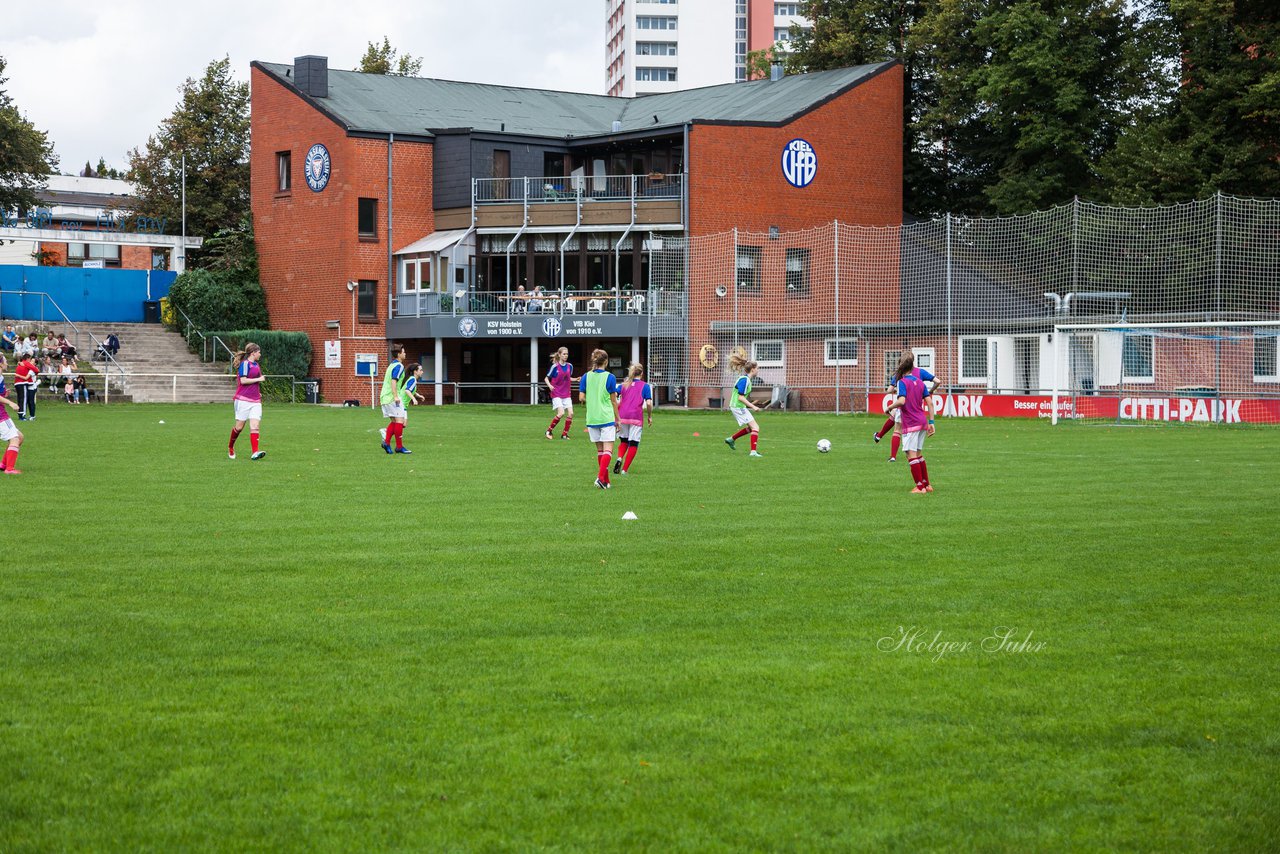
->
xmin=606 ymin=0 xmax=809 ymax=97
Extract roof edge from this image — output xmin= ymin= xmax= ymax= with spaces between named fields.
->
xmin=692 ymin=60 xmax=901 ymax=130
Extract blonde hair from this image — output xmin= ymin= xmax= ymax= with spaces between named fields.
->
xmin=232 ymin=342 xmax=261 ymax=372
xmin=550 ymin=346 xmax=568 ymax=364
xmin=728 ymin=351 xmax=756 ymax=374
xmin=623 ymin=362 xmax=644 ymax=388
xmin=590 ymin=348 xmax=609 ymax=368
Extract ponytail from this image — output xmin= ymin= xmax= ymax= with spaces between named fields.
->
xmin=233 ymin=342 xmax=261 ymax=372
xmin=728 ymin=351 xmax=755 ymax=374
xmin=892 ymin=352 xmax=915 ymax=384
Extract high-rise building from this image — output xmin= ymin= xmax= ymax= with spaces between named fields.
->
xmin=606 ymin=0 xmax=809 ymax=96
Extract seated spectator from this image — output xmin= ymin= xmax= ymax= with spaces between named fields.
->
xmin=1 ymin=326 xmax=16 ymax=352
xmin=73 ymin=374 xmax=88 ymax=404
xmin=56 ymin=333 xmax=75 ymax=359
xmin=42 ymin=332 xmax=57 ymax=356
xmin=528 ymin=286 xmax=545 ymax=313
xmin=64 ymin=375 xmax=74 ymax=403
xmin=58 ymin=357 xmax=74 ymax=381
xmin=17 ymin=333 xmax=37 ymax=358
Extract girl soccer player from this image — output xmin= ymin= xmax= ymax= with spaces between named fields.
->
xmin=398 ymin=362 xmax=426 ymax=451
xmin=873 ymin=350 xmax=937 ymax=461
xmin=0 ymin=355 xmax=27 ymax=474
xmin=614 ymin=362 xmax=653 ymax=475
xmin=229 ymin=343 xmax=266 ymax=460
xmin=544 ymin=346 xmax=576 ymax=439
xmin=380 ymin=343 xmax=410 ymax=454
xmin=885 ymin=352 xmax=936 ymax=492
xmin=724 ymin=352 xmax=763 ymax=458
xmin=577 ymin=348 xmax=620 ymax=488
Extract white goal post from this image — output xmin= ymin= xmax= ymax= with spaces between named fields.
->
xmin=1051 ymin=321 xmax=1280 ymax=425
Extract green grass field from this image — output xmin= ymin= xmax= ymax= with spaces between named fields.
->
xmin=2 ymin=402 xmax=1277 ymax=851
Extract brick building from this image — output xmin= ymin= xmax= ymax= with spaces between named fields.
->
xmin=250 ymin=55 xmax=902 ymax=404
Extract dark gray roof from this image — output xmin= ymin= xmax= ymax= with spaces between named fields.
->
xmin=253 ymin=61 xmax=894 ymax=140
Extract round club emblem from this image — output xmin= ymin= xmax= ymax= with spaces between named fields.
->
xmin=781 ymin=138 xmax=817 ymax=188
xmin=541 ymin=317 xmax=562 ymax=337
xmin=458 ymin=317 xmax=478 ymax=337
xmin=699 ymin=343 xmax=719 ymax=369
xmin=305 ymin=143 xmax=331 ymax=192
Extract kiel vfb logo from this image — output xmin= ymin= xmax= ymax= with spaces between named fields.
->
xmin=782 ymin=138 xmax=817 ymax=188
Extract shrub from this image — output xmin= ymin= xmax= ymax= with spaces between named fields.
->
xmin=214 ymin=330 xmax=313 ymax=381
xmin=167 ymin=268 xmax=268 ymax=334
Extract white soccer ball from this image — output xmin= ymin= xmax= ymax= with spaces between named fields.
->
xmin=817 ymin=439 xmax=831 ymax=453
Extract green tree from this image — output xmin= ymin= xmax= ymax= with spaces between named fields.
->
xmin=1100 ymin=0 xmax=1280 ymax=203
xmin=127 ymin=56 xmax=249 ymax=261
xmin=357 ymin=37 xmax=423 ymax=76
xmin=0 ymin=56 xmax=58 ymax=215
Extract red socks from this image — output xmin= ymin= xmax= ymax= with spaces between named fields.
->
xmin=732 ymin=427 xmax=749 ymax=441
xmin=562 ymin=416 xmax=572 ymax=437
xmin=384 ymin=422 xmax=404 ymax=448
xmin=250 ymin=431 xmax=260 ymax=453
xmin=750 ymin=431 xmax=758 ymax=451
xmin=597 ymin=451 xmax=611 ymax=483
xmin=229 ymin=427 xmax=242 ymax=451
xmin=548 ymin=415 xmax=561 ymax=432
xmin=890 ymin=434 xmax=901 ymax=458
xmin=1 ymin=448 xmax=17 ymax=470
xmin=919 ymin=459 xmax=929 ymax=487
xmin=623 ymin=443 xmax=638 ymax=471
xmin=909 ymin=458 xmax=924 ymax=487
xmin=876 ymin=417 xmax=894 ymax=438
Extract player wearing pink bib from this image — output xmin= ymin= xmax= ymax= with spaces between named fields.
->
xmin=613 ymin=362 xmax=653 ymax=475
xmin=0 ymin=355 xmax=26 ymax=474
xmin=884 ymin=352 xmax=935 ymax=493
xmin=544 ymin=347 xmax=576 ymax=439
xmin=229 ymin=343 xmax=266 ymax=460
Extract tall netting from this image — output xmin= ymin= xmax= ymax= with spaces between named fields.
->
xmin=646 ymin=195 xmax=1280 ymax=422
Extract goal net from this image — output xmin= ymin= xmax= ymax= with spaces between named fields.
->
xmin=1050 ymin=322 xmax=1280 ymax=425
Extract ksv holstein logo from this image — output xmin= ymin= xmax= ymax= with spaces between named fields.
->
xmin=305 ymin=143 xmax=331 ymax=192
xmin=782 ymin=138 xmax=817 ymax=188
xmin=458 ymin=317 xmax=478 ymax=337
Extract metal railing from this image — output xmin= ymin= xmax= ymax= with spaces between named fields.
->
xmin=114 ymin=372 xmax=302 ymax=403
xmin=2 ymin=289 xmax=129 ymax=403
xmin=170 ymin=303 xmax=236 ymax=366
xmin=393 ymin=288 xmax=673 ymax=318
xmin=474 ymin=173 xmax=683 ymax=205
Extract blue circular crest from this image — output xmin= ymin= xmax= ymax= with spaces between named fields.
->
xmin=458 ymin=317 xmax=478 ymax=337
xmin=781 ymin=138 xmax=817 ymax=188
xmin=541 ymin=317 xmax=562 ymax=337
xmin=305 ymin=143 xmax=331 ymax=192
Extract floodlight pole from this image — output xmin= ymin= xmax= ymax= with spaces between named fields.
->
xmin=180 ymin=153 xmax=186 ymax=274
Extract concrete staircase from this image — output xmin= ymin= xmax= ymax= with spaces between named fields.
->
xmin=80 ymin=322 xmax=237 ymax=403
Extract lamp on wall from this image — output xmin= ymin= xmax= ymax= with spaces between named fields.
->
xmin=715 ymin=285 xmax=728 ymax=298
xmin=346 ymin=280 xmax=356 ymax=292
xmin=325 ymin=320 xmax=340 ymax=330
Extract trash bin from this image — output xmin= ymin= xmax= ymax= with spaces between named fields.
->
xmin=303 ymin=378 xmax=320 ymax=404
xmin=142 ymin=300 xmax=161 ymax=323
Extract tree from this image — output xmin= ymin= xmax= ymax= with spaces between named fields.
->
xmin=357 ymin=37 xmax=424 ymax=76
xmin=127 ymin=56 xmax=249 ymax=262
xmin=0 ymin=56 xmax=59 ymax=215
xmin=1100 ymin=0 xmax=1280 ymax=203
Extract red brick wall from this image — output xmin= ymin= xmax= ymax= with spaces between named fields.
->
xmin=250 ymin=65 xmax=434 ymax=402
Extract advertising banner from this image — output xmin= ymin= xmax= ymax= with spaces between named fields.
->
xmin=867 ymin=393 xmax=1280 ymax=424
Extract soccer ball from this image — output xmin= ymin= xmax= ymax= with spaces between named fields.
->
xmin=817 ymin=439 xmax=832 ymax=453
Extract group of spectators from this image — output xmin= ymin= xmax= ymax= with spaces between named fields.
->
xmin=2 ymin=326 xmax=78 ymax=361
xmin=2 ymin=326 xmax=94 ymax=415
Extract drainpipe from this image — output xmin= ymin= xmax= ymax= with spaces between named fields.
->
xmin=1043 ymin=293 xmax=1062 ymax=315
xmin=613 ymin=175 xmax=637 ymax=314
xmin=386 ymin=133 xmax=395 ymax=324
xmin=1062 ymin=292 xmax=1075 ymax=316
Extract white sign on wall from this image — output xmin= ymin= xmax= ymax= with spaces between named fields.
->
xmin=324 ymin=340 xmax=341 ymax=368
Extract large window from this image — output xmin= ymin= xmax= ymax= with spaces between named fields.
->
xmin=959 ymin=338 xmax=988 ymax=383
xmin=67 ymin=243 xmax=121 ymax=268
xmin=638 ymin=0 xmax=677 ymax=3
xmin=276 ymin=151 xmax=291 ymax=192
xmin=636 ymin=41 xmax=678 ymax=56
xmin=775 ymin=2 xmax=800 ymax=14
xmin=1122 ymin=334 xmax=1153 ymax=383
xmin=752 ymin=340 xmax=784 ymax=368
xmin=1255 ymin=332 xmax=1279 ymax=382
xmin=357 ymin=280 xmax=377 ymax=322
xmin=637 ymin=16 xmax=678 ymax=29
xmin=785 ymin=247 xmax=810 ymax=296
xmin=775 ymin=27 xmax=792 ymax=42
xmin=736 ymin=245 xmax=762 ymax=292
xmin=824 ymin=339 xmax=858 ymax=367
xmin=636 ymin=67 xmax=678 ymax=82
xmin=358 ymin=198 xmax=378 ymax=240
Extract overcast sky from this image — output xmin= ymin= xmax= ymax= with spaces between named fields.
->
xmin=1 ymin=0 xmax=603 ymax=174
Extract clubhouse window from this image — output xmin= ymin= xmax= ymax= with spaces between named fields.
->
xmin=276 ymin=151 xmax=291 ymax=192
xmin=357 ymin=279 xmax=377 ymax=321
xmin=736 ymin=245 xmax=762 ymax=292
xmin=67 ymin=243 xmax=121 ymax=268
xmin=358 ymin=198 xmax=378 ymax=240
xmin=785 ymin=247 xmax=810 ymax=296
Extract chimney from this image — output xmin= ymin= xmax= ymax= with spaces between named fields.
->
xmin=770 ymin=60 xmax=785 ymax=82
xmin=294 ymin=55 xmax=329 ymax=98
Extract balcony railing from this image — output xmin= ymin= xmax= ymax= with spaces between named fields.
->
xmin=474 ymin=174 xmax=684 ymax=205
xmin=393 ymin=288 xmax=687 ymax=319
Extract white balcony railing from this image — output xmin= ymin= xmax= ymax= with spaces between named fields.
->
xmin=474 ymin=173 xmax=683 ymax=205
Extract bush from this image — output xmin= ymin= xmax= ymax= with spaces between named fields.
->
xmin=213 ymin=330 xmax=312 ymax=381
xmin=167 ymin=268 xmax=268 ymax=334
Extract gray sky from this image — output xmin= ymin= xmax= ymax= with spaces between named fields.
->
xmin=1 ymin=0 xmax=602 ymax=174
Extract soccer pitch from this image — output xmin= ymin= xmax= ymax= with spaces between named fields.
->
xmin=2 ymin=403 xmax=1276 ymax=850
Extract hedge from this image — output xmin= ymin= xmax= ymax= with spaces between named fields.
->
xmin=213 ymin=330 xmax=313 ymax=381
xmin=167 ymin=269 xmax=268 ymax=334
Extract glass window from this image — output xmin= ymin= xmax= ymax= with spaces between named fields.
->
xmin=736 ymin=245 xmax=762 ymax=291
xmin=785 ymin=247 xmax=809 ymax=296
xmin=775 ymin=27 xmax=791 ymax=42
xmin=403 ymin=261 xmax=418 ymax=292
xmin=825 ymin=339 xmax=858 ymax=366
xmin=67 ymin=243 xmax=121 ymax=267
xmin=636 ymin=67 xmax=678 ymax=82
xmin=358 ymin=198 xmax=378 ymax=239
xmin=1122 ymin=334 xmax=1153 ymax=382
xmin=636 ymin=16 xmax=678 ymax=30
xmin=775 ymin=2 xmax=800 ymax=14
xmin=636 ymin=41 xmax=677 ymax=56
xmin=151 ymin=249 xmax=169 ymax=271
xmin=752 ymin=340 xmax=784 ymax=367
xmin=357 ymin=280 xmax=377 ymax=321
xmin=1255 ymin=333 xmax=1278 ymax=381
xmin=276 ymin=151 xmax=291 ymax=192
xmin=960 ymin=338 xmax=988 ymax=383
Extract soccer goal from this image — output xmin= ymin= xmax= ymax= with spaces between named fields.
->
xmin=1050 ymin=321 xmax=1280 ymax=425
